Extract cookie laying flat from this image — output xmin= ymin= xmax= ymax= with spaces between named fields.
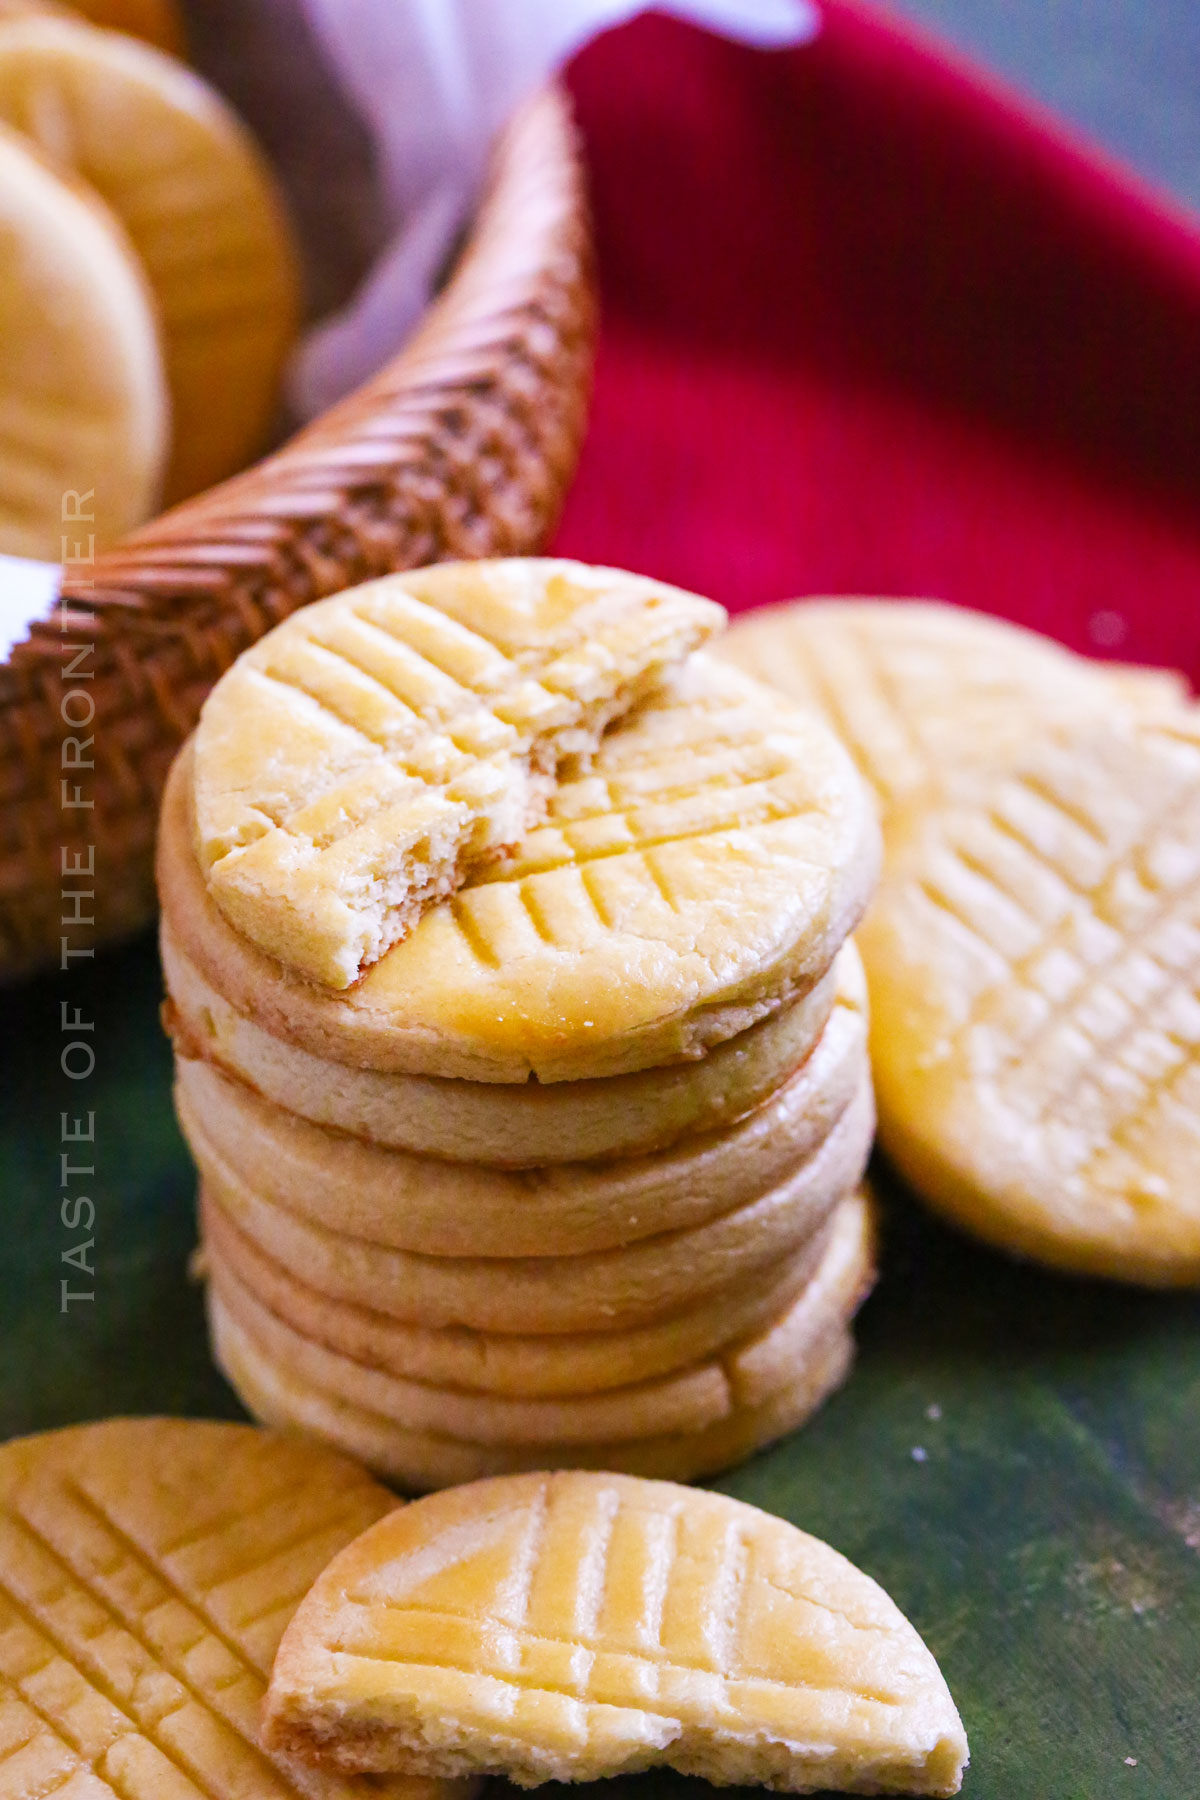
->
xmin=717 ymin=597 xmax=1181 ymax=815
xmin=173 ymin=966 xmax=867 ymax=1254
xmin=0 ymin=121 xmax=165 ymax=555
xmin=0 ymin=16 xmax=299 ymax=503
xmin=214 ymin=1301 xmax=860 ymax=1489
xmin=190 ymin=560 xmax=723 ymax=989
xmin=0 ymin=1417 xmax=467 ymax=1799
xmin=167 ymin=648 xmax=878 ymax=1076
xmin=861 ymin=707 xmax=1200 ymax=1283
xmin=0 ymin=0 xmax=185 ymax=53
xmin=210 ymin=1192 xmax=875 ymax=1489
xmin=263 ymin=1467 xmax=966 ymax=1793
xmin=200 ymin=1189 xmax=833 ymax=1397
xmin=205 ymin=1194 xmax=871 ymax=1447
xmin=194 ymin=1075 xmax=873 ymax=1331
xmin=163 ymin=927 xmax=855 ymax=1162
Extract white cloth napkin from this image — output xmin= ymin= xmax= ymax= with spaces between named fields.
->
xmin=291 ymin=0 xmax=819 ymax=416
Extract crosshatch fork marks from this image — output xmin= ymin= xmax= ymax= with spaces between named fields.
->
xmin=0 ymin=1471 xmax=385 ymax=1800
xmin=1 ymin=1495 xmax=285 ymax=1784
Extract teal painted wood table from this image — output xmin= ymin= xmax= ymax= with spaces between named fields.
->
xmin=3 ymin=934 xmax=1198 ymax=1798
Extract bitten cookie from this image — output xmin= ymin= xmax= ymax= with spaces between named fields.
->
xmin=190 ymin=559 xmax=723 ymax=988
xmin=165 ymin=648 xmax=879 ymax=1078
xmin=262 ymin=1466 xmax=966 ymax=1793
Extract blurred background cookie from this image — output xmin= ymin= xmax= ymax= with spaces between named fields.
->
xmin=0 ymin=14 xmax=299 ymax=504
xmin=717 ymin=598 xmax=1187 ymax=817
xmin=0 ymin=0 xmax=184 ymax=53
xmin=0 ymin=120 xmax=166 ymax=554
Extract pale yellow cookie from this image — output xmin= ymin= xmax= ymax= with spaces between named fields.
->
xmin=861 ymin=706 xmax=1200 ymax=1284
xmin=210 ymin=1192 xmax=876 ymax=1489
xmin=0 ymin=1417 xmax=466 ymax=1800
xmin=0 ymin=16 xmax=298 ymax=504
xmin=717 ymin=597 xmax=1174 ymax=814
xmin=261 ymin=1461 xmax=965 ymax=1794
xmin=1104 ymin=661 xmax=1191 ymax=710
xmin=200 ymin=1190 xmax=834 ymax=1397
xmin=193 ymin=1074 xmax=873 ymax=1333
xmin=204 ymin=1196 xmax=873 ymax=1447
xmin=163 ymin=924 xmax=857 ymax=1163
xmin=211 ymin=1257 xmax=732 ymax=1446
xmin=163 ymin=649 xmax=879 ymax=1078
xmin=190 ymin=560 xmax=723 ymax=988
xmin=0 ymin=121 xmax=165 ymax=555
xmin=174 ymin=978 xmax=867 ymax=1254
xmin=0 ymin=0 xmax=185 ymax=53
xmin=214 ymin=1294 xmax=857 ymax=1489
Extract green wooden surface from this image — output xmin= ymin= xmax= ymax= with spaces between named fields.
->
xmin=3 ymin=933 xmax=1198 ymax=1798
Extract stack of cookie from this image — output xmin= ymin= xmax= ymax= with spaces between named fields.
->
xmin=159 ymin=559 xmax=881 ymax=1490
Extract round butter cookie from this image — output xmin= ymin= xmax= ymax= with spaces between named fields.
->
xmin=861 ymin=707 xmax=1200 ymax=1284
xmin=190 ymin=560 xmax=722 ymax=988
xmin=208 ymin=1197 xmax=872 ymax=1447
xmin=0 ymin=121 xmax=165 ymax=556
xmin=211 ymin=1191 xmax=877 ymax=1491
xmin=200 ymin=1191 xmax=835 ymax=1397
xmin=207 ymin=1192 xmax=872 ymax=1447
xmin=260 ymin=1450 xmax=965 ymax=1797
xmin=0 ymin=16 xmax=298 ymax=504
xmin=215 ymin=1293 xmax=855 ymax=1490
xmin=0 ymin=0 xmax=184 ymax=53
xmin=717 ymin=597 xmax=1180 ymax=815
xmin=161 ymin=651 xmax=879 ymax=1081
xmin=0 ymin=1417 xmax=459 ymax=1800
xmin=163 ymin=926 xmax=857 ymax=1164
xmin=175 ymin=981 xmax=867 ymax=1255
xmin=193 ymin=1074 xmax=874 ymax=1333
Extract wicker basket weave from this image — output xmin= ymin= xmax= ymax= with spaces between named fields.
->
xmin=0 ymin=85 xmax=594 ymax=981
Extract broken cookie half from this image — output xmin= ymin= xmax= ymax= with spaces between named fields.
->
xmin=191 ymin=559 xmax=724 ymax=988
xmin=263 ymin=1470 xmax=968 ymax=1795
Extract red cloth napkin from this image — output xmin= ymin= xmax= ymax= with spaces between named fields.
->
xmin=555 ymin=1 xmax=1200 ymax=683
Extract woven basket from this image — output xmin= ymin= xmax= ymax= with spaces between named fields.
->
xmin=0 ymin=85 xmax=594 ymax=982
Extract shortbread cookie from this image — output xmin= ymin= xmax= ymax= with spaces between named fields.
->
xmin=211 ymin=1193 xmax=875 ymax=1488
xmin=201 ymin=1192 xmax=833 ymax=1397
xmin=0 ymin=121 xmax=165 ymax=556
xmin=0 ymin=16 xmax=298 ymax=506
xmin=164 ymin=651 xmax=878 ymax=1077
xmin=193 ymin=1075 xmax=873 ymax=1332
xmin=717 ymin=597 xmax=1172 ymax=814
xmin=215 ymin=1295 xmax=857 ymax=1489
xmin=861 ymin=707 xmax=1200 ymax=1283
xmin=0 ymin=0 xmax=184 ymax=52
xmin=191 ymin=560 xmax=723 ymax=988
xmin=0 ymin=1417 xmax=465 ymax=1799
xmin=175 ymin=984 xmax=867 ymax=1254
xmin=205 ymin=1195 xmax=872 ymax=1447
xmin=262 ymin=1463 xmax=965 ymax=1794
xmin=163 ymin=927 xmax=858 ymax=1163
xmin=1104 ymin=661 xmax=1190 ymax=710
